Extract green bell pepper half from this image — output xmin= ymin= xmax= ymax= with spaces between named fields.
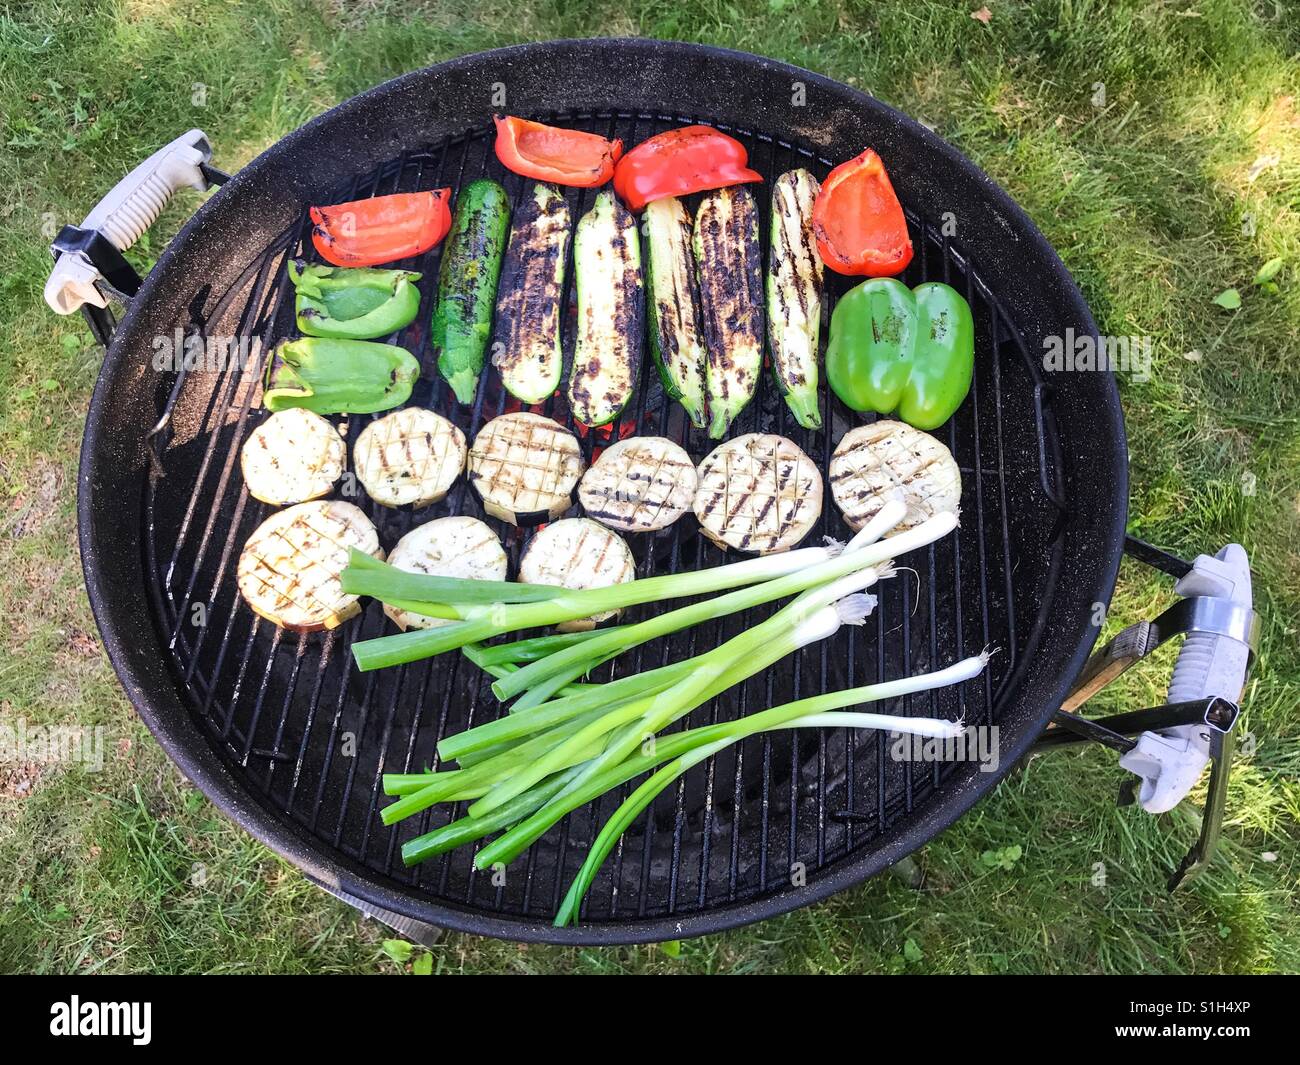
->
xmin=288 ymin=260 xmax=423 ymax=340
xmin=825 ymin=278 xmax=974 ymax=431
xmin=263 ymin=337 xmax=419 ymax=415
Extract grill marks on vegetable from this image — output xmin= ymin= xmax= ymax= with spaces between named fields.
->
xmin=492 ymin=183 xmax=571 ymax=403
xmin=766 ymin=170 xmax=824 ymax=429
xmin=829 ymin=421 xmax=962 ymax=533
xmin=467 ymin=412 xmax=584 ymax=524
xmin=519 ymin=518 xmax=636 ymax=630
xmin=236 ymin=500 xmax=381 ymax=632
xmin=354 ymin=408 xmax=466 ymax=509
xmin=578 ymin=437 xmax=697 ymax=532
xmin=694 ymin=186 xmax=764 ymax=439
xmin=568 ymin=190 xmax=644 ymax=426
xmin=645 ymin=197 xmax=708 ymax=428
xmin=694 ymin=433 xmax=822 ymax=553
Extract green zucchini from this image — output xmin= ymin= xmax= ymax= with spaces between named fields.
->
xmin=567 ymin=190 xmax=644 ymax=427
xmin=491 ymin=183 xmax=571 ymax=403
xmin=432 ymin=179 xmax=511 ymax=405
xmin=694 ymin=185 xmax=764 ymax=439
xmin=766 ymin=169 xmax=824 ymax=430
xmin=644 ymin=197 xmax=708 ymax=430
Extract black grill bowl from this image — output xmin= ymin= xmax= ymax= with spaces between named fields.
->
xmin=78 ymin=39 xmax=1126 ymax=943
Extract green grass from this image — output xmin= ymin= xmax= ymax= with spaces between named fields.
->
xmin=1 ymin=0 xmax=1298 ymax=974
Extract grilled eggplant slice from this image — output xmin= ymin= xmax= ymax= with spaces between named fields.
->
xmin=644 ymin=197 xmax=707 ymax=429
xmin=353 ymin=407 xmax=466 ymax=509
xmin=236 ymin=500 xmax=381 ymax=632
xmin=240 ymin=408 xmax=345 ymax=506
xmin=519 ymin=517 xmax=636 ymax=631
xmin=433 ymin=179 xmax=511 ymax=406
xmin=694 ymin=185 xmax=764 ymax=439
xmin=767 ymin=169 xmax=824 ymax=429
xmin=468 ymin=411 xmax=585 ymax=525
xmin=829 ymin=420 xmax=962 ymax=533
xmin=492 ymin=183 xmax=571 ymax=403
xmin=383 ymin=516 xmax=508 ymax=631
xmin=693 ymin=433 xmax=822 ymax=554
xmin=578 ymin=436 xmax=697 ymax=533
xmin=567 ymin=190 xmax=644 ymax=427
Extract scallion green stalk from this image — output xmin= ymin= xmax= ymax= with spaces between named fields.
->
xmin=348 ymin=543 xmax=852 ymax=672
xmin=553 ymin=652 xmax=988 ymax=924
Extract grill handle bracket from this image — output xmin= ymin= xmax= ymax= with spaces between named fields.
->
xmin=45 ymin=129 xmax=218 ymax=339
xmin=1052 ymin=541 xmax=1259 ymax=891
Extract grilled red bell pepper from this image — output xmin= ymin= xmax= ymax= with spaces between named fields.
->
xmin=310 ymin=190 xmax=452 ymax=268
xmin=613 ymin=125 xmax=762 ymax=211
xmin=811 ymin=148 xmax=913 ymax=277
xmin=493 ymin=116 xmax=623 ymax=187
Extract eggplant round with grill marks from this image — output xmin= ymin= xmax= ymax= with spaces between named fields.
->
xmin=354 ymin=407 xmax=467 ymax=509
xmin=236 ymin=500 xmax=381 ymax=632
xmin=383 ymin=516 xmax=508 ymax=631
xmin=829 ymin=420 xmax=962 ymax=533
xmin=467 ymin=411 xmax=585 ymax=525
xmin=239 ymin=408 xmax=346 ymax=506
xmin=519 ymin=517 xmax=636 ymax=631
xmin=578 ymin=436 xmax=697 ymax=533
xmin=693 ymin=433 xmax=823 ymax=553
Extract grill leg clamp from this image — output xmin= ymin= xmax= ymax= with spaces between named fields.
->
xmin=1041 ymin=540 xmax=1259 ymax=890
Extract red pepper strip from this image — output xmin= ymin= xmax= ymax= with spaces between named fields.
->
xmin=613 ymin=125 xmax=762 ymax=211
xmin=493 ymin=116 xmax=623 ymax=188
xmin=811 ymin=149 xmax=913 ymax=277
xmin=310 ymin=190 xmax=452 ymax=268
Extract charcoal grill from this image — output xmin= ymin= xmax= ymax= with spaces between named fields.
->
xmin=48 ymin=40 xmax=1256 ymax=945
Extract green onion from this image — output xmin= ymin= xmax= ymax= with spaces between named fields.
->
xmin=469 ymin=588 xmax=880 ymax=859
xmin=553 ymin=652 xmax=988 ymax=925
xmin=348 ymin=542 xmax=852 ymax=671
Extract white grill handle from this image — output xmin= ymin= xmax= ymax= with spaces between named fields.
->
xmin=45 ymin=129 xmax=213 ymax=315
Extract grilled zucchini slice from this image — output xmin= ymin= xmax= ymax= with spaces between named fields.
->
xmin=353 ymin=407 xmax=466 ymax=509
xmin=492 ymin=183 xmax=571 ymax=403
xmin=693 ymin=433 xmax=822 ymax=554
xmin=767 ymin=169 xmax=824 ymax=429
xmin=567 ymin=190 xmax=644 ymax=427
xmin=829 ymin=421 xmax=962 ymax=534
xmin=694 ymin=185 xmax=764 ymax=439
xmin=468 ymin=411 xmax=585 ymax=525
xmin=644 ymin=197 xmax=707 ymax=429
xmin=236 ymin=500 xmax=381 ymax=632
xmin=578 ymin=436 xmax=697 ymax=533
xmin=240 ymin=408 xmax=345 ymax=506
xmin=519 ymin=517 xmax=636 ymax=631
xmin=383 ymin=516 xmax=508 ymax=631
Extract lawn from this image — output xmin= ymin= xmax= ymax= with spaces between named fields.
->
xmin=0 ymin=0 xmax=1297 ymax=974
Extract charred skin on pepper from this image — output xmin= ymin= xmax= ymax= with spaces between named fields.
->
xmin=694 ymin=185 xmax=765 ymax=439
xmin=263 ymin=337 xmax=420 ymax=415
xmin=310 ymin=190 xmax=452 ymax=268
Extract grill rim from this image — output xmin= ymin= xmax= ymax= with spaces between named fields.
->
xmin=77 ymin=38 xmax=1128 ymax=944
